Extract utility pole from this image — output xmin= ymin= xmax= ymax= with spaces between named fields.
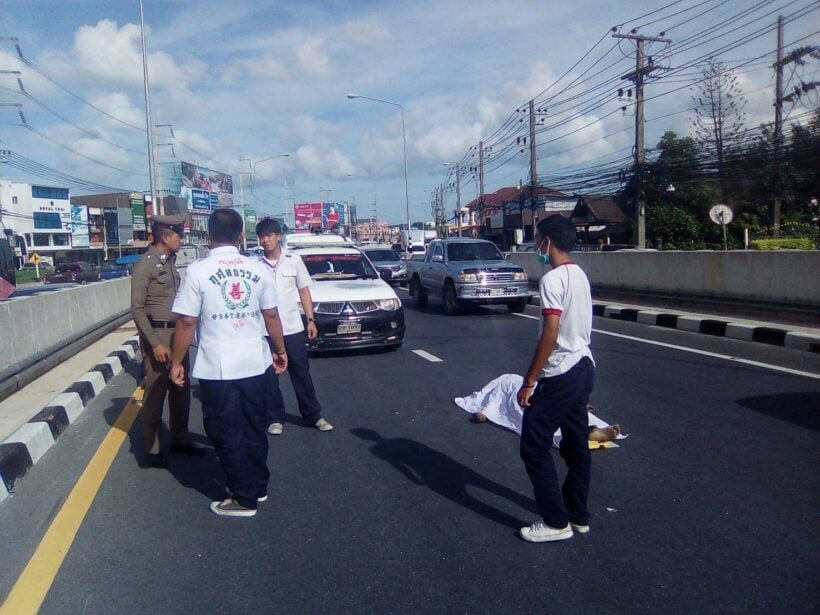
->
xmin=613 ymin=30 xmax=671 ymax=248
xmin=455 ymin=164 xmax=462 ymax=237
xmin=529 ymin=100 xmax=538 ymax=240
xmin=478 ymin=141 xmax=485 ymax=238
xmin=773 ymin=15 xmax=784 ymax=236
xmin=139 ymin=0 xmax=159 ymax=216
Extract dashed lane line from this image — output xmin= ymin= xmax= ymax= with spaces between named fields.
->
xmin=0 ymin=387 xmax=144 ymax=615
xmin=412 ymin=349 xmax=443 ymax=363
xmin=512 ymin=313 xmax=539 ymax=320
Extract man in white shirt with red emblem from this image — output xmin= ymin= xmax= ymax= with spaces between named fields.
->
xmin=516 ymin=214 xmax=595 ymax=543
xmin=256 ymin=218 xmax=332 ymax=435
xmin=170 ymin=208 xmax=288 ymax=517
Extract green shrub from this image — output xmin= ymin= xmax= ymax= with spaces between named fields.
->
xmin=749 ymin=238 xmax=813 ymax=250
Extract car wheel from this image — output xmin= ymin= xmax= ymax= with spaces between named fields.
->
xmin=409 ymin=276 xmax=427 ymax=307
xmin=443 ymin=282 xmax=460 ymax=315
xmin=507 ymin=298 xmax=528 ymax=313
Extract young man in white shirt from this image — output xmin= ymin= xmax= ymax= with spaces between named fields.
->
xmin=169 ymin=208 xmax=288 ymax=517
xmin=255 ymin=218 xmax=332 ymax=435
xmin=516 ymin=214 xmax=595 ymax=542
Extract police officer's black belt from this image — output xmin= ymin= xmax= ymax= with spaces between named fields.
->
xmin=148 ymin=318 xmax=176 ymax=328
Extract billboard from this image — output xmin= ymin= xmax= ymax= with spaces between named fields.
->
xmin=294 ymin=202 xmax=349 ymax=232
xmin=130 ymin=193 xmax=146 ymax=230
xmin=70 ymin=205 xmax=90 ymax=248
xmin=179 ymin=161 xmax=233 ymax=212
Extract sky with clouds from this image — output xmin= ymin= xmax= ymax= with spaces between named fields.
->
xmin=0 ymin=0 xmax=817 ymax=224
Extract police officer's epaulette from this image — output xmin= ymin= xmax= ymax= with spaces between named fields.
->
xmin=283 ymin=253 xmax=294 ymax=259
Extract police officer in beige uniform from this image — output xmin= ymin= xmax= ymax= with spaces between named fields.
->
xmin=131 ymin=213 xmax=203 ymax=468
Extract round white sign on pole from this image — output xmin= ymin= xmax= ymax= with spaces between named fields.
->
xmin=709 ymin=204 xmax=733 ymax=225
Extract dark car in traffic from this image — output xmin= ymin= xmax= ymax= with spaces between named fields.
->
xmin=99 ymin=263 xmax=131 ymax=280
xmin=361 ymin=246 xmax=408 ymax=287
xmin=44 ymin=262 xmax=100 ymax=284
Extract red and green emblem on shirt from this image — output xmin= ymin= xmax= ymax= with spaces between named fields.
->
xmin=221 ymin=279 xmax=251 ymax=310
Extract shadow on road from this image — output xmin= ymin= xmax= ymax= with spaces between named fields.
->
xmin=102 ymin=396 xmax=224 ymax=501
xmin=736 ymin=391 xmax=820 ymax=431
xmin=351 ymin=427 xmax=534 ymax=529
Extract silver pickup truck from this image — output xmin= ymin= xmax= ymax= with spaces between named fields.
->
xmin=407 ymin=238 xmax=530 ymax=315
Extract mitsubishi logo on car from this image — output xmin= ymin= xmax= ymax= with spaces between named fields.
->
xmin=342 ymin=303 xmax=356 ymax=315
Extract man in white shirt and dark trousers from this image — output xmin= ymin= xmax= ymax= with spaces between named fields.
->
xmin=517 ymin=214 xmax=595 ymax=542
xmin=256 ymin=218 xmax=333 ymax=435
xmin=169 ymin=209 xmax=289 ymax=517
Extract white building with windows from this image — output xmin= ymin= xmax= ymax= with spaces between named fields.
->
xmin=0 ymin=181 xmax=77 ymax=262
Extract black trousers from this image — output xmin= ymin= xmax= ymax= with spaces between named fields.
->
xmin=199 ymin=373 xmax=269 ymax=509
xmin=520 ymin=357 xmax=594 ymax=528
xmin=266 ymin=330 xmax=323 ymax=425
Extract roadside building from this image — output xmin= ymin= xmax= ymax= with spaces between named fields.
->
xmin=453 ymin=185 xmax=574 ymax=250
xmin=570 ymin=195 xmax=630 ymax=246
xmin=356 ymin=217 xmax=391 ymax=244
xmin=0 ymin=180 xmax=74 ymax=266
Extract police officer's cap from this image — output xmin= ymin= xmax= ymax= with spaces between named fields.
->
xmin=151 ymin=213 xmax=187 ymax=236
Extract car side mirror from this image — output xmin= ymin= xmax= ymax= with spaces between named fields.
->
xmin=380 ymin=269 xmax=392 ymax=281
xmin=432 ymin=254 xmax=443 ymax=263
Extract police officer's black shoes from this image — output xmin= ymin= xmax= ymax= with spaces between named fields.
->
xmin=169 ymin=442 xmax=208 ymax=456
xmin=141 ymin=453 xmax=168 ymax=469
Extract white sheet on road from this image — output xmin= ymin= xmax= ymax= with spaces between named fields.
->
xmin=454 ymin=373 xmax=626 ymax=448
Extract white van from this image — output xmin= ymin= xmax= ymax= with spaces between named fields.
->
xmin=283 ymin=232 xmax=354 ymax=250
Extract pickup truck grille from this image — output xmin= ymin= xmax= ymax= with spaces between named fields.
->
xmin=478 ymin=271 xmax=516 ymax=283
xmin=314 ymin=301 xmax=379 ymax=314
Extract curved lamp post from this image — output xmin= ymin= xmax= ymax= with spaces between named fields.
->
xmin=347 ymin=94 xmax=411 ymax=237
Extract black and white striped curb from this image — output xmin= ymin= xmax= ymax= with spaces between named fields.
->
xmin=592 ymin=303 xmax=820 ymax=353
xmin=0 ymin=336 xmax=140 ymax=503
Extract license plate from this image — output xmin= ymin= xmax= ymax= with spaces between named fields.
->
xmin=337 ymin=322 xmax=361 ymax=334
xmin=490 ymin=288 xmax=511 ymax=296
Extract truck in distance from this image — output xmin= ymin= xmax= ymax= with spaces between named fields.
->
xmin=406 ymin=238 xmax=530 ymax=315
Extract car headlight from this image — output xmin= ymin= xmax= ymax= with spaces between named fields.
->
xmin=458 ymin=273 xmax=478 ymax=283
xmin=378 ymin=298 xmax=400 ymax=311
xmin=513 ymin=271 xmax=527 ymax=281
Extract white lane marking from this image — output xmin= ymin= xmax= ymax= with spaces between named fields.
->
xmin=412 ymin=349 xmax=443 ymax=363
xmin=513 ymin=313 xmax=539 ymax=321
xmin=593 ymin=329 xmax=820 ymax=381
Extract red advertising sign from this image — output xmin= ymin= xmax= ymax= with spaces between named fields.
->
xmin=294 ymin=202 xmax=324 ymax=232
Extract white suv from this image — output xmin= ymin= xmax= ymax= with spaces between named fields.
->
xmin=293 ymin=243 xmax=405 ymax=352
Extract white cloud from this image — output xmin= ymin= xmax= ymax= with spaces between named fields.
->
xmin=343 ymin=20 xmax=389 ymax=46
xmin=234 ymin=54 xmax=289 ymax=80
xmin=295 ymin=144 xmax=356 ymax=178
xmin=296 ymin=37 xmax=331 ymax=76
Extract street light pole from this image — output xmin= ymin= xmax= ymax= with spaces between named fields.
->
xmin=347 ymin=94 xmax=411 ymax=238
xmin=252 ymin=153 xmax=291 ymax=211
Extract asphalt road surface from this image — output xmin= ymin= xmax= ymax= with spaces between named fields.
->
xmin=1 ymin=293 xmax=818 ymax=614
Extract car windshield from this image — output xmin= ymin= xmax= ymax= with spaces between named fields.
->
xmin=56 ymin=264 xmax=80 ymax=272
xmin=446 ymin=242 xmax=503 ymax=261
xmin=364 ymin=249 xmax=400 ymax=262
xmin=302 ymin=253 xmax=378 ymax=281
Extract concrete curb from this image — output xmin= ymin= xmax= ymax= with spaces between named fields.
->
xmin=525 ymin=291 xmax=819 ymax=353
xmin=589 ymin=302 xmax=820 ymax=353
xmin=0 ymin=336 xmax=140 ymax=503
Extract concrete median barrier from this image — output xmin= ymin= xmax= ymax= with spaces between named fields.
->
xmin=0 ymin=279 xmax=132 ymax=400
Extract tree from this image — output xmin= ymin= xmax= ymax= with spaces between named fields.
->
xmin=691 ymin=59 xmax=747 ymax=205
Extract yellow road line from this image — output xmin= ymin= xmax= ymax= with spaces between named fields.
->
xmin=0 ymin=387 xmax=143 ymax=615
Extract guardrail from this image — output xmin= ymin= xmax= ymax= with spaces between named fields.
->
xmin=0 ymin=279 xmax=132 ymax=400
xmin=507 ymin=250 xmax=820 ymax=323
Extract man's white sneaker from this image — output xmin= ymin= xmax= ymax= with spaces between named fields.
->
xmin=267 ymin=422 xmax=283 ymax=436
xmin=315 ymin=418 xmax=333 ymax=432
xmin=520 ymin=521 xmax=573 ymax=543
xmin=210 ymin=498 xmax=257 ymax=517
xmin=571 ymin=523 xmax=590 ymax=534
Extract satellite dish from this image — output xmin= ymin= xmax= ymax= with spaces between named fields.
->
xmin=709 ymin=204 xmax=733 ymax=225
